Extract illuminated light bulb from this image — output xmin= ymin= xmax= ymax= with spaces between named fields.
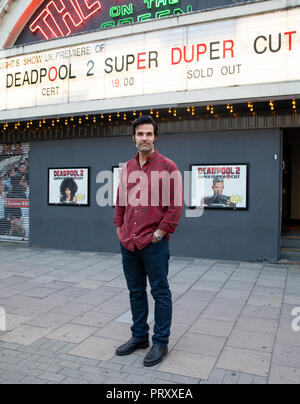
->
xmin=123 ymin=113 xmax=127 ymax=120
xmin=150 ymin=109 xmax=154 ymax=115
xmin=133 ymin=110 xmax=137 ymax=116
xmin=206 ymin=105 xmax=210 ymax=111
xmin=56 ymin=118 xmax=60 ymax=123
xmin=79 ymin=118 xmax=82 ymax=124
xmin=168 ymin=107 xmax=172 ymax=114
xmin=227 ymin=104 xmax=231 ymax=110
xmin=187 ymin=107 xmax=191 ymax=112
xmin=71 ymin=116 xmax=74 ymax=122
xmin=117 ymin=112 xmax=120 ymax=118
xmin=101 ymin=114 xmax=104 ymax=119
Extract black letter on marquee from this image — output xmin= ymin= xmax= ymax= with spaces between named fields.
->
xmin=6 ymin=74 xmax=13 ymax=88
xmin=149 ymin=51 xmax=158 ymax=68
xmin=254 ymin=36 xmax=267 ymax=54
xmin=104 ymin=58 xmax=113 ymax=74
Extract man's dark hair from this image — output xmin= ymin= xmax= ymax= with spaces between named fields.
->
xmin=132 ymin=115 xmax=158 ymax=137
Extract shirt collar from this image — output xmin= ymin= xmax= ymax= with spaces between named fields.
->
xmin=135 ymin=150 xmax=158 ymax=164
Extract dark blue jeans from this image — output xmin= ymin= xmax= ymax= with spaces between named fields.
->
xmin=120 ymin=238 xmax=172 ymax=346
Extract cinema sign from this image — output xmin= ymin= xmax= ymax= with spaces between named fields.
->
xmin=6 ymin=0 xmax=262 ymax=47
xmin=0 ymin=7 xmax=300 ymax=117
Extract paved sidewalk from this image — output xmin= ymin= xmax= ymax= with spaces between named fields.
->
xmin=0 ymin=242 xmax=299 ymax=384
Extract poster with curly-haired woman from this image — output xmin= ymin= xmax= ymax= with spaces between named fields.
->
xmin=48 ymin=168 xmax=89 ymax=206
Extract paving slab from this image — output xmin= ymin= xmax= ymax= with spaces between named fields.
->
xmin=216 ymin=347 xmax=272 ymax=377
xmin=158 ymin=349 xmax=216 ymax=380
xmin=0 ymin=243 xmax=300 ymax=384
xmin=47 ymin=324 xmax=98 ymax=344
xmin=226 ymin=329 xmax=276 ymax=352
xmin=272 ymin=344 xmax=300 ymax=369
xmin=268 ymin=364 xmax=300 ymax=384
xmin=174 ymin=332 xmax=226 ymax=357
xmin=25 ymin=312 xmax=73 ymax=331
xmin=189 ymin=318 xmax=235 ymax=338
xmin=0 ymin=325 xmax=51 ymax=346
xmin=69 ymin=336 xmax=119 ymax=361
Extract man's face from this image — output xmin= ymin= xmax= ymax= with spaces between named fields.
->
xmin=133 ymin=123 xmax=156 ymax=154
xmin=212 ymin=182 xmax=224 ymax=196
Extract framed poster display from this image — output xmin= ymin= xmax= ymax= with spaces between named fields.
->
xmin=48 ymin=167 xmax=90 ymax=206
xmin=190 ymin=163 xmax=249 ymax=210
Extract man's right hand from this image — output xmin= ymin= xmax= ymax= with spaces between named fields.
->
xmin=116 ymin=227 xmax=121 ymax=237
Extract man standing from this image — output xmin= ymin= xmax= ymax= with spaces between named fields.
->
xmin=114 ymin=115 xmax=183 ymax=367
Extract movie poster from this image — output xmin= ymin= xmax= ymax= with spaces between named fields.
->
xmin=0 ymin=143 xmax=30 ymax=241
xmin=191 ymin=164 xmax=249 ymax=210
xmin=48 ymin=168 xmax=89 ymax=206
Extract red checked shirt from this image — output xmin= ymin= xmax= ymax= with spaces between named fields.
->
xmin=114 ymin=150 xmax=183 ymax=251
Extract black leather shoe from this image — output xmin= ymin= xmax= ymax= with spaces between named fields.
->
xmin=116 ymin=337 xmax=149 ymax=356
xmin=143 ymin=344 xmax=168 ymax=367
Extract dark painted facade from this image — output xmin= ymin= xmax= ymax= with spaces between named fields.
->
xmin=29 ymin=127 xmax=282 ymax=262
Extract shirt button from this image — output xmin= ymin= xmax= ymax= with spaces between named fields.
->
xmin=133 ymin=234 xmax=136 ymax=236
